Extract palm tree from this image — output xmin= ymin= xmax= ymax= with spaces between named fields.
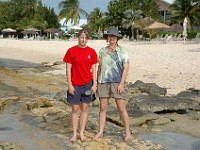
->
xmin=87 ymin=8 xmax=105 ymax=38
xmin=58 ymin=0 xmax=88 ymax=26
xmin=21 ymin=0 xmax=38 ymax=19
xmin=168 ymin=0 xmax=200 ymax=30
xmin=122 ymin=9 xmax=143 ymax=40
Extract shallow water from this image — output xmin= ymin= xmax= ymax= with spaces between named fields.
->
xmin=0 ymin=113 xmax=50 ymax=150
xmin=0 ymin=103 xmax=72 ymax=150
xmin=140 ymin=132 xmax=200 ymax=150
xmin=0 ymin=58 xmax=40 ymax=69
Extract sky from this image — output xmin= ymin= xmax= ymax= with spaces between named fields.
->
xmin=42 ymin=0 xmax=173 ymax=14
xmin=41 ymin=0 xmax=173 ymax=27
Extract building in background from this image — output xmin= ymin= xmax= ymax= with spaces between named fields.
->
xmin=156 ymin=0 xmax=170 ymax=21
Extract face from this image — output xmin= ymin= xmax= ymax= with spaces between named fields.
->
xmin=107 ymin=35 xmax=118 ymax=46
xmin=78 ymin=32 xmax=88 ymax=47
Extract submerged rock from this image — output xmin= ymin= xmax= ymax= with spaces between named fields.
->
xmin=0 ymin=141 xmax=24 ymax=150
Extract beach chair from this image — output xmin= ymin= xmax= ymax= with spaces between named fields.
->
xmin=161 ymin=34 xmax=168 ymax=43
xmin=137 ymin=34 xmax=143 ymax=41
xmin=122 ymin=35 xmax=129 ymax=42
xmin=157 ymin=34 xmax=163 ymax=41
xmin=194 ymin=33 xmax=200 ymax=43
xmin=176 ymin=34 xmax=183 ymax=41
xmin=171 ymin=34 xmax=177 ymax=41
xmin=165 ymin=35 xmax=173 ymax=43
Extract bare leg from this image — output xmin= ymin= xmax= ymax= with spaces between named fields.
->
xmin=115 ymin=99 xmax=132 ymax=142
xmin=79 ymin=103 xmax=89 ymax=142
xmin=70 ymin=104 xmax=80 ymax=143
xmin=93 ymin=97 xmax=109 ymax=140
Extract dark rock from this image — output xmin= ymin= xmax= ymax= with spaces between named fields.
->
xmin=146 ymin=83 xmax=167 ymax=96
xmin=53 ymin=61 xmax=65 ymax=66
xmin=177 ymin=88 xmax=200 ymax=98
xmin=128 ymin=80 xmax=167 ymax=96
xmin=148 ymin=117 xmax=171 ymax=125
xmin=127 ymin=95 xmax=200 ymax=114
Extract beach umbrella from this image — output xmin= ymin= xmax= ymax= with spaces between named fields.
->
xmin=23 ymin=28 xmax=41 ymax=34
xmin=166 ymin=23 xmax=183 ymax=32
xmin=24 ymin=28 xmax=41 ymax=32
xmin=2 ymin=28 xmax=16 ymax=38
xmin=183 ymin=17 xmax=187 ymax=43
xmin=22 ymin=28 xmax=41 ymax=38
xmin=2 ymin=28 xmax=16 ymax=32
xmin=144 ymin=21 xmax=170 ymax=40
xmin=141 ymin=17 xmax=155 ymax=26
xmin=44 ymin=28 xmax=64 ymax=40
xmin=144 ymin=21 xmax=170 ymax=30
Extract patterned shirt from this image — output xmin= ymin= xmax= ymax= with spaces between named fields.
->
xmin=98 ymin=45 xmax=129 ymax=83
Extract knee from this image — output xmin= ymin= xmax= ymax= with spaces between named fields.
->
xmin=80 ymin=106 xmax=88 ymax=113
xmin=100 ymin=106 xmax=107 ymax=112
xmin=72 ymin=109 xmax=79 ymax=114
xmin=81 ymin=108 xmax=88 ymax=113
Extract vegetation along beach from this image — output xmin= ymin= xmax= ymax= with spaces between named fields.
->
xmin=0 ymin=0 xmax=200 ymax=149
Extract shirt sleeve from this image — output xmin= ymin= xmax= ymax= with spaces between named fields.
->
xmin=122 ymin=47 xmax=129 ymax=64
xmin=63 ymin=49 xmax=72 ymax=64
xmin=98 ymin=48 xmax=103 ymax=65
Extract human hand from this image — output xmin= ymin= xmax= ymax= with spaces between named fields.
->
xmin=68 ymin=84 xmax=75 ymax=95
xmin=117 ymin=83 xmax=124 ymax=95
xmin=91 ymin=85 xmax=97 ymax=94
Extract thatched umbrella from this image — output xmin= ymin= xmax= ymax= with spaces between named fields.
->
xmin=23 ymin=28 xmax=41 ymax=33
xmin=144 ymin=21 xmax=170 ymax=29
xmin=44 ymin=28 xmax=64 ymax=39
xmin=2 ymin=28 xmax=16 ymax=38
xmin=2 ymin=28 xmax=16 ymax=32
xmin=166 ymin=24 xmax=183 ymax=32
xmin=22 ymin=28 xmax=41 ymax=38
xmin=144 ymin=21 xmax=170 ymax=39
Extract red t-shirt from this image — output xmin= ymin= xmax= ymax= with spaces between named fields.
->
xmin=63 ymin=45 xmax=98 ymax=86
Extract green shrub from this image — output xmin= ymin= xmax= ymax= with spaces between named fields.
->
xmin=187 ymin=31 xmax=198 ymax=39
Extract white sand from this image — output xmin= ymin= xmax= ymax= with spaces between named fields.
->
xmin=0 ymin=39 xmax=200 ymax=95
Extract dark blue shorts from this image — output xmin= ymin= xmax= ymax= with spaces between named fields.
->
xmin=66 ymin=80 xmax=96 ymax=104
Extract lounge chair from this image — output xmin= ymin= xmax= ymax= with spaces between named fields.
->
xmin=194 ymin=33 xmax=200 ymax=43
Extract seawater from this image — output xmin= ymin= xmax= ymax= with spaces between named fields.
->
xmin=140 ymin=132 xmax=200 ymax=150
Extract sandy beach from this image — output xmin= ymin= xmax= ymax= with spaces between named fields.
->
xmin=0 ymin=39 xmax=200 ymax=95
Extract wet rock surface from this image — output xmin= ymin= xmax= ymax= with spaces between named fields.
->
xmin=0 ymin=62 xmax=200 ymax=149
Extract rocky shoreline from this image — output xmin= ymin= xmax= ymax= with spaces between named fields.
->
xmin=0 ymin=61 xmax=200 ymax=150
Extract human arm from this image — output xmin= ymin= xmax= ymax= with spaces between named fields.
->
xmin=97 ymin=64 xmax=101 ymax=82
xmin=117 ymin=63 xmax=129 ymax=94
xmin=66 ymin=63 xmax=75 ymax=95
xmin=91 ymin=64 xmax=97 ymax=94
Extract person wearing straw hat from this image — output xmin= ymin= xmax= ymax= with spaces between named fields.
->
xmin=93 ymin=27 xmax=132 ymax=142
xmin=63 ymin=29 xmax=98 ymax=143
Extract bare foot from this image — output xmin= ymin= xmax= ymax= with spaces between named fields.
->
xmin=69 ymin=135 xmax=77 ymax=143
xmin=79 ymin=134 xmax=86 ymax=142
xmin=93 ymin=132 xmax=103 ymax=140
xmin=124 ymin=135 xmax=132 ymax=143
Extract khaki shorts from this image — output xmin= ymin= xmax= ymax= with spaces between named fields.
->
xmin=97 ymin=83 xmax=126 ymax=99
